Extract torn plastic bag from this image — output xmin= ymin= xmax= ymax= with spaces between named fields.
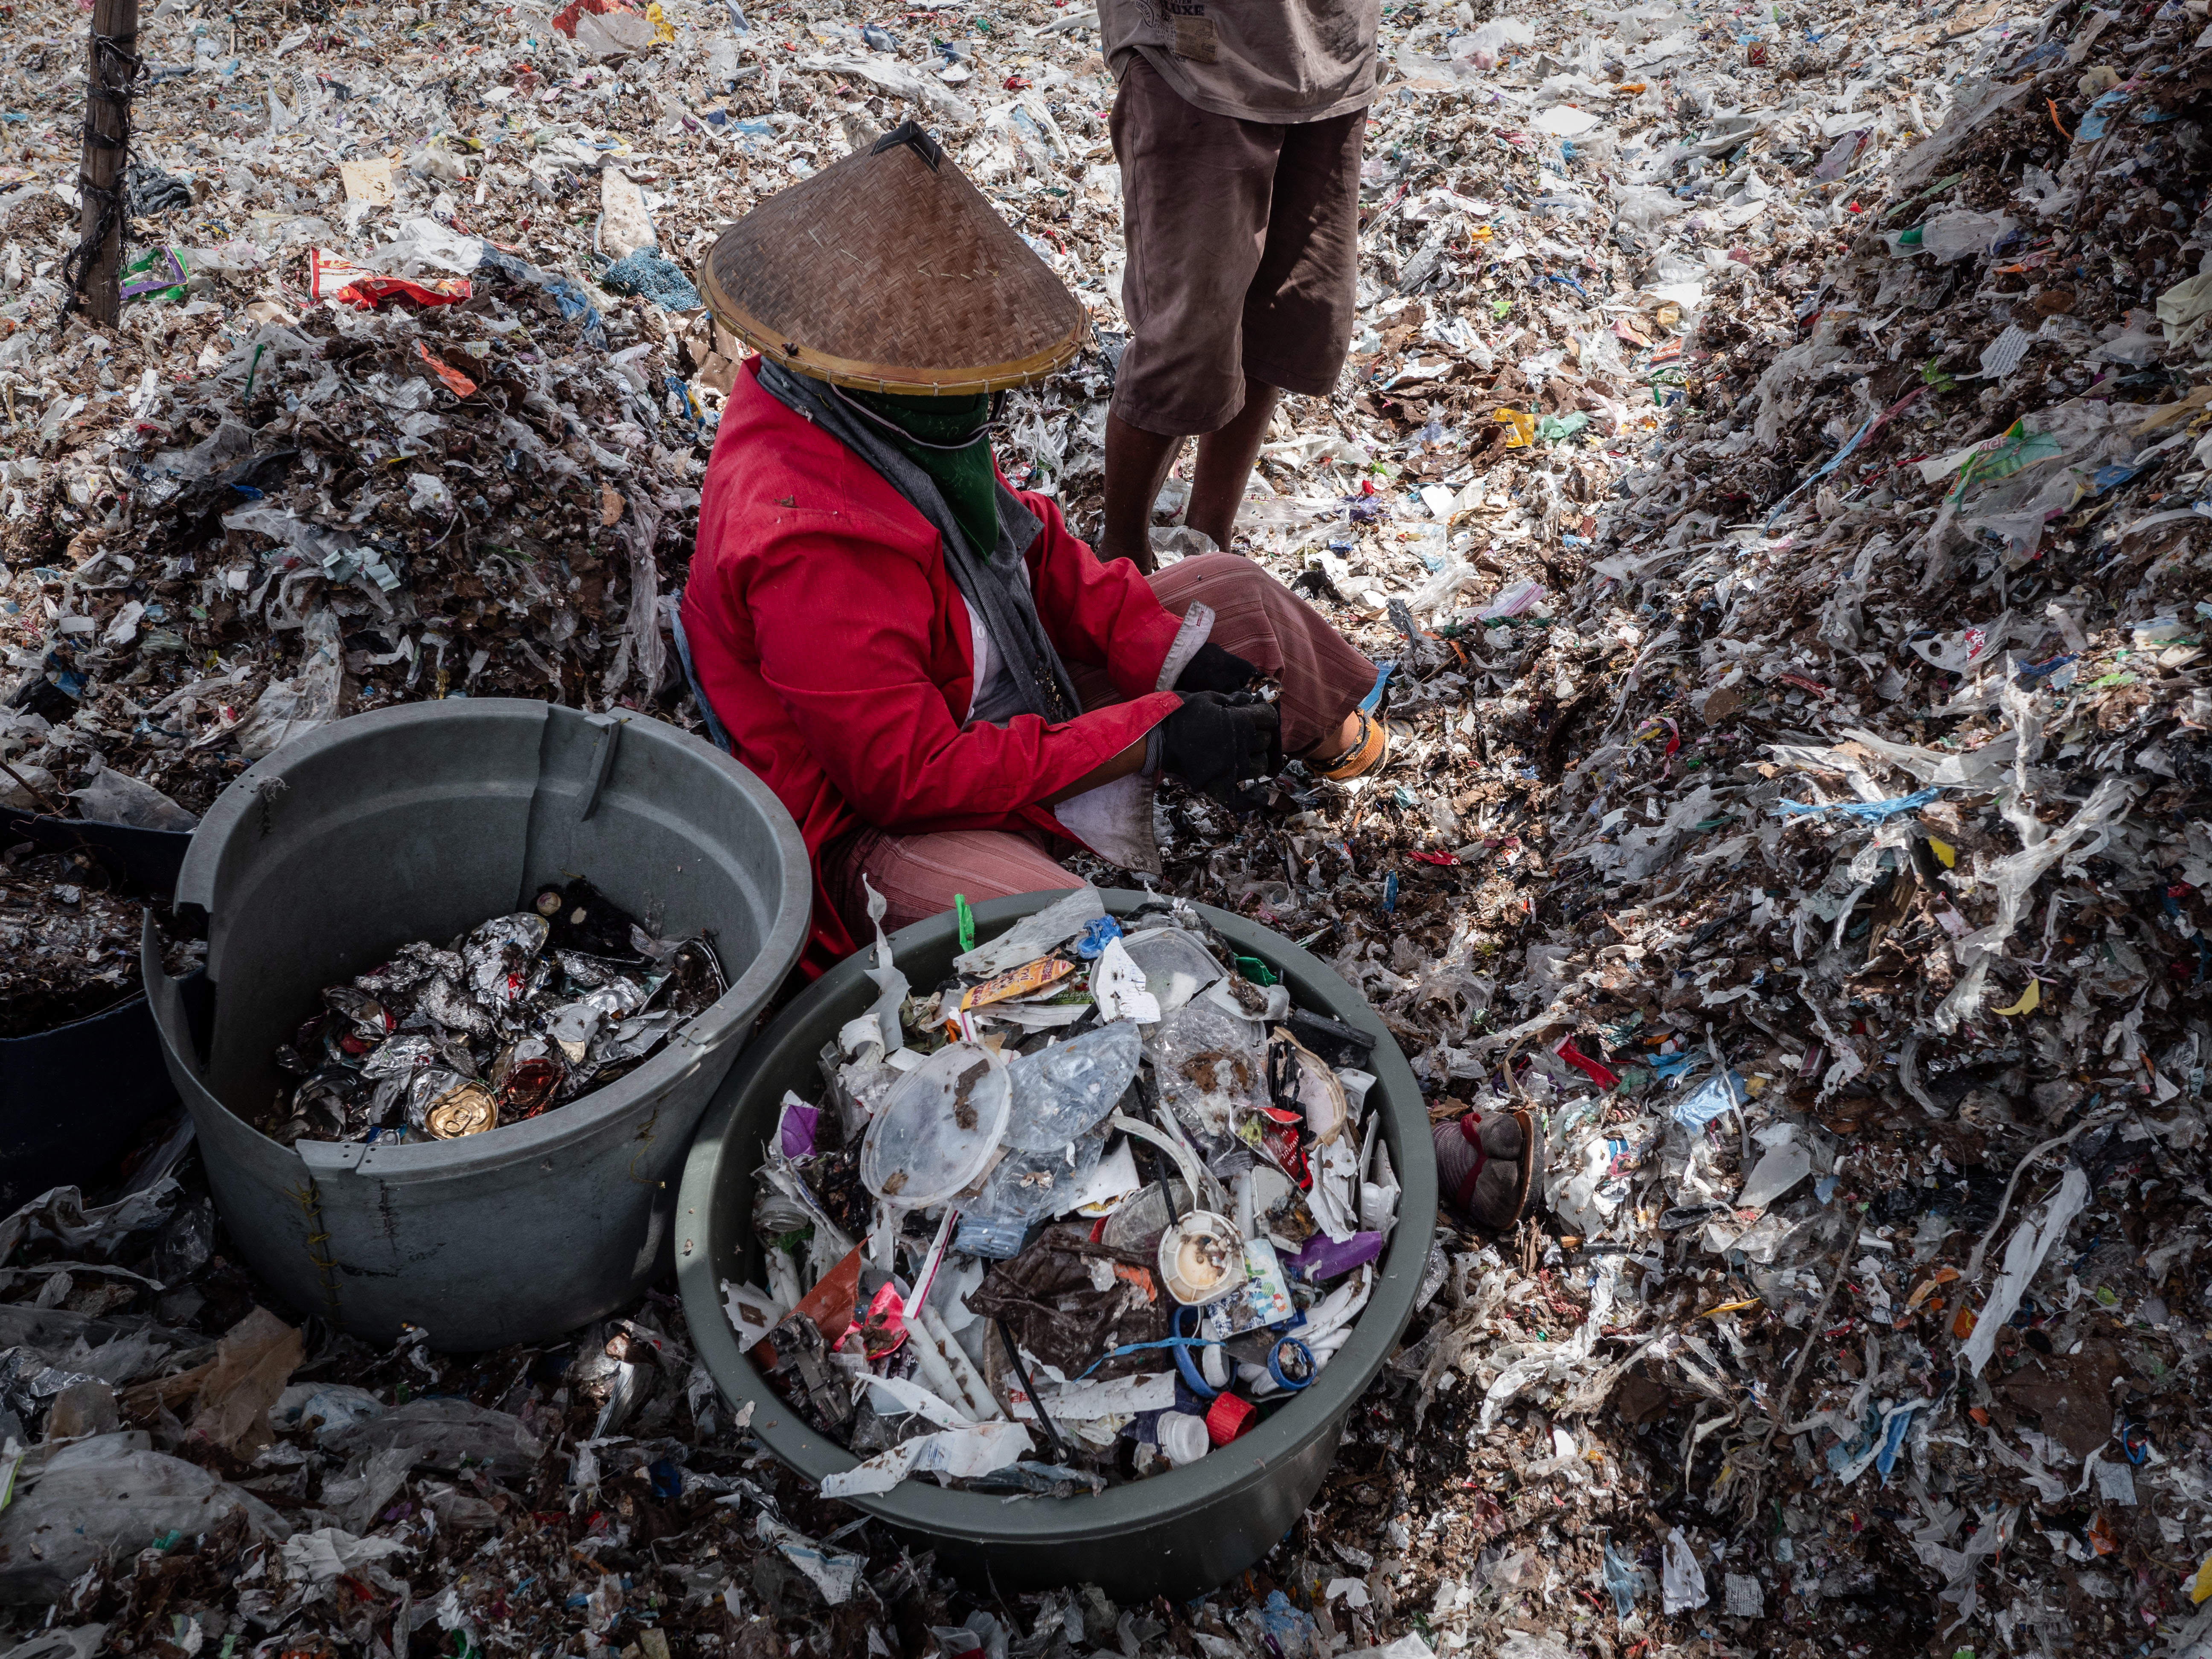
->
xmin=1146 ymin=1001 xmax=1269 ymax=1138
xmin=952 ymin=885 xmax=1108 ymax=977
xmin=756 ymin=1516 xmax=863 ymax=1606
xmin=1661 ymin=1526 xmax=1708 ymax=1614
xmin=1959 ymin=1164 xmax=2091 ymax=1377
xmin=970 ymin=1128 xmax=1109 ymax=1226
xmin=323 ymin=1396 xmax=544 ymax=1479
xmin=821 ymin=1420 xmax=1033 ymax=1498
xmin=0 ymin=1433 xmax=294 ymax=1602
xmin=1118 ymin=927 xmax=1227 ymax=1014
xmin=1001 ymin=1020 xmax=1142 ymax=1151
xmin=1091 ymin=934 xmax=1162 ymax=1024
xmin=964 ymin=1224 xmax=1170 ymax=1377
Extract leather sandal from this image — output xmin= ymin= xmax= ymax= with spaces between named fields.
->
xmin=1306 ymin=708 xmax=1388 ymax=781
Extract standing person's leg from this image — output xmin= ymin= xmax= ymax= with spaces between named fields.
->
xmin=1181 ymin=380 xmax=1283 ymax=552
xmin=1100 ymin=61 xmax=1280 ymax=572
xmin=1146 ymin=554 xmax=1385 ymax=771
xmin=824 ymin=827 xmax=1078 ymax=940
xmin=1100 ymin=419 xmax=1182 ymax=575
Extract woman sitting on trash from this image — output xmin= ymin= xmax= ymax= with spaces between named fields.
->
xmin=677 ymin=125 xmax=1391 ymax=973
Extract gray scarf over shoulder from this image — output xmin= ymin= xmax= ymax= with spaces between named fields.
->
xmin=756 ymin=359 xmax=1083 ymax=725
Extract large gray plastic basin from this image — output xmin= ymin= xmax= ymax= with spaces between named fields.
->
xmin=143 ymin=699 xmax=810 ymax=1351
xmin=675 ymin=890 xmax=1438 ymax=1603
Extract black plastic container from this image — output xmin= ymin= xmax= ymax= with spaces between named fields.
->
xmin=0 ymin=806 xmax=193 ymax=899
xmin=0 ymin=809 xmax=198 ymax=1204
xmin=0 ymin=972 xmax=208 ymax=1210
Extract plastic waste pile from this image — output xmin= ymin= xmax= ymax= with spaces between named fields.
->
xmin=1 ymin=0 xmax=727 ymax=1038
xmin=0 ymin=840 xmax=165 ymax=1037
xmin=724 ymin=885 xmax=1402 ymax=1498
xmin=1437 ymin=4 xmax=2212 ymax=1654
xmin=267 ymin=878 xmax=723 ymax=1145
xmin=5 ymin=0 xmax=2212 ymax=1646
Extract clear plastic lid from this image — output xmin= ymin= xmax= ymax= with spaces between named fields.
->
xmin=859 ymin=1041 xmax=1011 ymax=1208
xmin=1118 ymin=926 xmax=1226 ymax=1015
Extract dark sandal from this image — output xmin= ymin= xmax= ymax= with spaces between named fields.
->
xmin=1433 ymin=1106 xmax=1543 ymax=1232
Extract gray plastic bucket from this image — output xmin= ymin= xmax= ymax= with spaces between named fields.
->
xmin=675 ymin=890 xmax=1438 ymax=1603
xmin=142 ymin=699 xmax=810 ymax=1351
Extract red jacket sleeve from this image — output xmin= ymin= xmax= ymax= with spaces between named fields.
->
xmin=1016 ymin=490 xmax=1188 ymax=699
xmin=748 ymin=508 xmax=1182 ymax=831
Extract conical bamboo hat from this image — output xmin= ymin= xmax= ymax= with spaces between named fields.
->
xmin=701 ymin=122 xmax=1088 ymax=396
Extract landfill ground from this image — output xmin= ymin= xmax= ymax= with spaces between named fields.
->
xmin=4 ymin=0 xmax=2212 ymax=1650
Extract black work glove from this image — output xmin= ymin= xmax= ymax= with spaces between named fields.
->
xmin=1174 ymin=641 xmax=1263 ymax=696
xmin=1156 ymin=691 xmax=1282 ymax=812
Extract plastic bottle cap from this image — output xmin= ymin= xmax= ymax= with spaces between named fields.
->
xmin=1159 ymin=1411 xmax=1211 ymax=1466
xmin=1267 ymin=1335 xmax=1317 ymax=1391
xmin=1205 ymin=1391 xmax=1256 ymax=1447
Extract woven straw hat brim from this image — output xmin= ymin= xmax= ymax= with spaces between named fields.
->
xmin=703 ymin=126 xmax=1088 ymax=396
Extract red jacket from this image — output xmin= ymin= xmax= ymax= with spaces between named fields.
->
xmin=682 ymin=358 xmax=1186 ymax=971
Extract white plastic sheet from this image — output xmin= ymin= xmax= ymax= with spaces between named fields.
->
xmin=819 ymin=1420 xmax=1033 ymax=1499
xmin=1660 ymin=1527 xmax=1708 ymax=1613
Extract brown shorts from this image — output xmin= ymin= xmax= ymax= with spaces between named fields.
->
xmin=1109 ymin=55 xmax=1366 ymax=437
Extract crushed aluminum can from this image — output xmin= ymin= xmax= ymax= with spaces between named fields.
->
xmin=354 ymin=940 xmax=462 ymax=1004
xmin=660 ymin=937 xmax=727 ymax=1014
xmin=545 ymin=1000 xmax=605 ymax=1062
xmin=402 ymin=1066 xmax=470 ymax=1131
xmin=425 ymin=1077 xmax=498 ymax=1138
xmin=281 ymin=1070 xmax=358 ymax=1144
xmin=492 ymin=1037 xmax=565 ymax=1121
xmin=592 ymin=1009 xmax=679 ymax=1066
xmin=417 ymin=974 xmax=495 ymax=1039
xmin=270 ymin=881 xmax=718 ymax=1144
xmin=323 ymin=984 xmax=393 ymax=1045
xmin=360 ymin=1033 xmax=475 ymax=1080
xmin=461 ymin=912 xmax=552 ymax=1008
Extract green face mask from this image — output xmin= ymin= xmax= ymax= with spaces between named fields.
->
xmin=844 ymin=388 xmax=1000 ymax=558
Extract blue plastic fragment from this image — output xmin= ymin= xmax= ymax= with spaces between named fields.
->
xmin=1602 ymin=1540 xmax=1647 ymax=1615
xmin=1773 ymin=786 xmax=1941 ymax=821
xmin=1074 ymin=914 xmax=1123 ymax=960
xmin=1671 ymin=1069 xmax=1746 ymax=1130
xmin=1874 ymin=1404 xmax=1918 ymax=1482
